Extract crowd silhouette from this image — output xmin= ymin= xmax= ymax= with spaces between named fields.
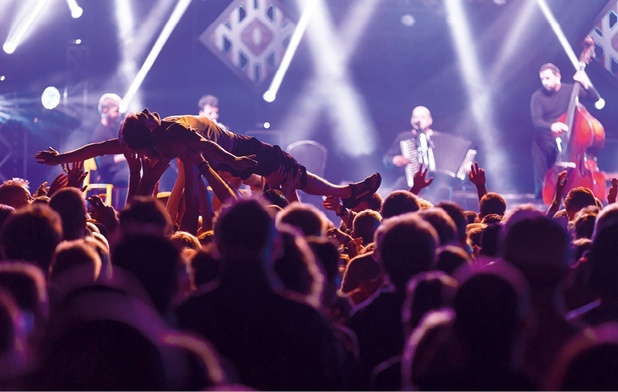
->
xmin=0 ymin=113 xmax=618 ymax=390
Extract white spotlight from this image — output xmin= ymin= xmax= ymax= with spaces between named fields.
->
xmin=66 ymin=0 xmax=83 ymax=19
xmin=595 ymin=98 xmax=606 ymax=110
xmin=3 ymin=42 xmax=16 ymax=54
xmin=41 ymin=86 xmax=61 ymax=110
xmin=263 ymin=90 xmax=276 ymax=103
xmin=401 ymin=14 xmax=415 ymax=27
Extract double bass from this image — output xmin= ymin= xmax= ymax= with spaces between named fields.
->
xmin=542 ymin=37 xmax=606 ymax=204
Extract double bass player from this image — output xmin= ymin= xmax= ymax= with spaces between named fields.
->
xmin=530 ymin=62 xmax=601 ymax=201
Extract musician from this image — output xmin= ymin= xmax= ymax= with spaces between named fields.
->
xmin=530 ymin=63 xmax=600 ymax=200
xmin=383 ymin=106 xmax=434 ymax=187
xmin=383 ymin=106 xmax=455 ymax=202
xmin=91 ymin=93 xmax=128 ymax=188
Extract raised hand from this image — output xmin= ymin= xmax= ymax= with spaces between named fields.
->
xmin=33 ymin=181 xmax=49 ymax=198
xmin=265 ymin=165 xmax=287 ymax=189
xmin=468 ymin=161 xmax=486 ymax=188
xmin=410 ymin=164 xmax=434 ymax=195
xmin=124 ymin=149 xmax=142 ymax=175
xmin=280 ymin=167 xmax=303 ymax=202
xmin=35 ymin=147 xmax=61 ymax=165
xmin=546 ymin=170 xmax=569 ymax=217
xmin=468 ymin=161 xmax=488 ymax=201
xmin=282 ymin=168 xmax=302 ymax=192
xmin=63 ymin=161 xmax=88 ymax=192
xmin=608 ymin=177 xmax=617 ymax=204
xmin=47 ymin=172 xmax=69 ymax=197
xmin=141 ymin=156 xmax=171 ymax=185
xmin=554 ymin=170 xmax=569 ymax=202
xmin=136 ymin=156 xmax=172 ymax=197
xmin=326 ymin=227 xmax=354 ymax=245
xmin=88 ymin=194 xmax=118 ymax=233
xmin=322 ymin=195 xmax=343 ymax=213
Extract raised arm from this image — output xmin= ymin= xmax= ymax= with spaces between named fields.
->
xmin=409 ymin=164 xmax=434 ymax=195
xmin=468 ymin=161 xmax=488 ymax=201
xmin=35 ymin=139 xmax=124 ymax=165
xmin=546 ymin=170 xmax=568 ymax=218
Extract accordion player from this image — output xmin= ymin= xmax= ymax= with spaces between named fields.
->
xmin=384 ymin=130 xmax=477 ymax=190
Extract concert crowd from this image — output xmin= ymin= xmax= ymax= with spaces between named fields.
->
xmin=0 ymin=142 xmax=616 ymax=390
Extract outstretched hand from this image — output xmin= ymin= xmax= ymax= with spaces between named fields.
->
xmin=554 ymin=170 xmax=569 ymax=202
xmin=124 ymin=149 xmax=142 ymax=175
xmin=608 ymin=177 xmax=618 ymax=204
xmin=141 ymin=156 xmax=171 ymax=185
xmin=280 ymin=167 xmax=303 ymax=198
xmin=35 ymin=147 xmax=61 ymax=165
xmin=410 ymin=164 xmax=434 ymax=195
xmin=63 ymin=161 xmax=88 ymax=192
xmin=33 ymin=181 xmax=49 ymax=198
xmin=265 ymin=165 xmax=287 ymax=189
xmin=47 ymin=172 xmax=69 ymax=197
xmin=88 ymin=194 xmax=119 ymax=233
xmin=468 ymin=161 xmax=486 ymax=188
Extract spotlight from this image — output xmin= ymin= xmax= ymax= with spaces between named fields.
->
xmin=66 ymin=0 xmax=83 ymax=19
xmin=595 ymin=98 xmax=605 ymax=110
xmin=41 ymin=86 xmax=61 ymax=110
xmin=3 ymin=0 xmax=49 ymax=55
xmin=263 ymin=90 xmax=276 ymax=103
xmin=3 ymin=42 xmax=16 ymax=54
xmin=401 ymin=14 xmax=415 ymax=27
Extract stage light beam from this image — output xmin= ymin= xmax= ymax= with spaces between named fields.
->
xmin=3 ymin=0 xmax=50 ymax=54
xmin=280 ymin=0 xmax=380 ymax=159
xmin=263 ymin=0 xmax=317 ymax=103
xmin=535 ymin=0 xmax=604 ymax=109
xmin=121 ymin=0 xmax=191 ymax=112
xmin=445 ymin=0 xmax=509 ymax=190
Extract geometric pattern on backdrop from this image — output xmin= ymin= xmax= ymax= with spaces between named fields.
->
xmin=200 ymin=0 xmax=296 ymax=91
xmin=591 ymin=0 xmax=618 ymax=78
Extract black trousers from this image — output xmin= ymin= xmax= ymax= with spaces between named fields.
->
xmin=531 ymin=131 xmax=558 ymax=198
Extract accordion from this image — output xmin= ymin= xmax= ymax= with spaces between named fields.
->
xmin=400 ymin=132 xmax=477 ymax=188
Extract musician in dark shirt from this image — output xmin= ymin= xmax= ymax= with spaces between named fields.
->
xmin=383 ymin=106 xmax=437 ymax=190
xmin=91 ymin=93 xmax=128 ymax=188
xmin=530 ymin=63 xmax=600 ymax=200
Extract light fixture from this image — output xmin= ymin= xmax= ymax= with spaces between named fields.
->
xmin=41 ymin=86 xmax=61 ymax=110
xmin=66 ymin=0 xmax=83 ymax=19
